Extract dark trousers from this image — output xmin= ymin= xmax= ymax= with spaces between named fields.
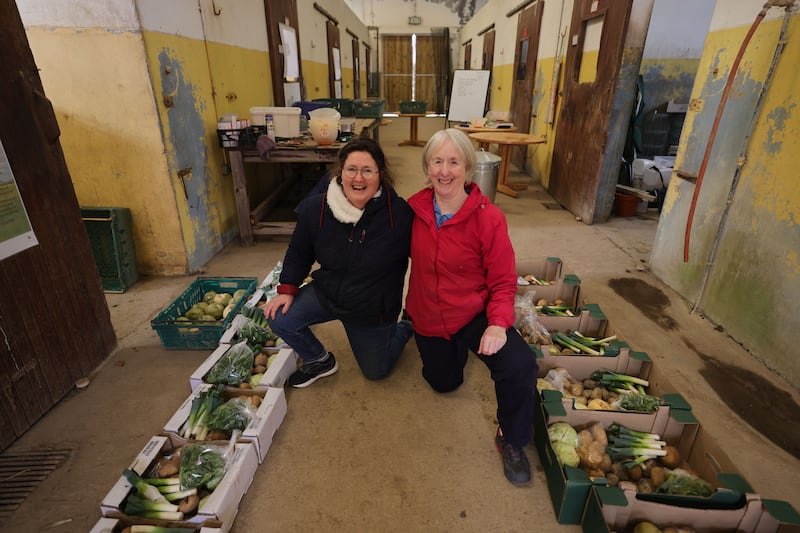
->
xmin=413 ymin=312 xmax=538 ymax=448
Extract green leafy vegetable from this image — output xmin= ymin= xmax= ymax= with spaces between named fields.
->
xmin=206 ymin=397 xmax=255 ymax=433
xmin=179 ymin=443 xmax=228 ymax=491
xmin=205 ymin=341 xmax=256 ymax=385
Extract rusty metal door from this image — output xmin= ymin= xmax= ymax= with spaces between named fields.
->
xmin=509 ymin=1 xmax=544 ymax=169
xmin=264 ymin=0 xmax=303 ymax=105
xmin=548 ymin=0 xmax=632 ymax=222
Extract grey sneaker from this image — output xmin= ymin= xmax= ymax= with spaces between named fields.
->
xmin=494 ymin=428 xmax=531 ymax=486
xmin=288 ymin=352 xmax=338 ymax=388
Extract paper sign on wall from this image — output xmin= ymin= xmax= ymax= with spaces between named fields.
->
xmin=0 ymin=139 xmax=38 ymax=261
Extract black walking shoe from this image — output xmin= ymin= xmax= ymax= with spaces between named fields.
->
xmin=494 ymin=428 xmax=531 ymax=486
xmin=288 ymin=352 xmax=338 ymax=388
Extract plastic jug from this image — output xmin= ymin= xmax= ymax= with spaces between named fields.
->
xmin=309 ymin=108 xmax=340 ymax=145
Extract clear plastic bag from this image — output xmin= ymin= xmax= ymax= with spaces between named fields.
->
xmin=514 ymin=291 xmax=551 ymax=345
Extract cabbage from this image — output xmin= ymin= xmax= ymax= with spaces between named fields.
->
xmin=547 ymin=422 xmax=578 ymax=446
xmin=551 ymin=441 xmax=580 ymax=467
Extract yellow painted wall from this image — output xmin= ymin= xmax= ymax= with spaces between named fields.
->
xmin=25 ymin=27 xmax=188 ymax=275
xmin=651 ymin=13 xmax=800 ymax=383
xmin=303 ymin=60 xmax=333 ymax=100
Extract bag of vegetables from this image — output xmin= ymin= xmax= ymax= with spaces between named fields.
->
xmin=205 ymin=341 xmax=256 ymax=386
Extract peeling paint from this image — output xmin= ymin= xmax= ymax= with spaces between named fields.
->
xmin=158 ymin=49 xmax=218 ymax=270
xmin=763 ymin=102 xmax=794 ymax=154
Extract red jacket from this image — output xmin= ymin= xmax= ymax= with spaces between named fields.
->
xmin=406 ymin=184 xmax=518 ymax=338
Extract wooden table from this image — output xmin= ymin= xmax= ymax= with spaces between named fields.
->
xmin=468 ymin=132 xmax=545 ymax=198
xmin=454 ymin=124 xmax=518 ymax=134
xmin=227 ymin=118 xmax=379 ymax=245
xmin=398 ymin=114 xmax=427 ymax=147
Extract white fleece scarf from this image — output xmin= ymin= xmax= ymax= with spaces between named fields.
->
xmin=326 ymin=177 xmax=383 ymax=224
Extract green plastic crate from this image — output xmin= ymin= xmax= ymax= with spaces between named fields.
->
xmin=399 ymin=100 xmax=426 ymax=114
xmin=313 ymin=98 xmax=355 ymax=116
xmin=151 ymin=277 xmax=258 ymax=349
xmin=354 ymin=98 xmax=385 ymax=118
xmin=81 ymin=207 xmax=138 ymax=293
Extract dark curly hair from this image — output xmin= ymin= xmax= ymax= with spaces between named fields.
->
xmin=336 ymin=136 xmax=395 ymax=189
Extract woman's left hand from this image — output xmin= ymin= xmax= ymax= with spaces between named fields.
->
xmin=478 ymin=325 xmax=507 ymax=356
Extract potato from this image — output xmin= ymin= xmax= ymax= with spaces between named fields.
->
xmin=254 ymin=353 xmax=269 ymax=367
xmin=637 ymin=478 xmax=654 ymax=494
xmin=254 ymin=364 xmax=267 ymax=374
xmin=589 ymin=422 xmax=607 ymax=446
xmin=650 ymin=466 xmax=667 ymax=489
xmin=661 ymin=445 xmax=681 ymax=468
xmin=628 ymin=464 xmax=643 ymax=481
xmin=206 ymin=430 xmax=228 ymax=441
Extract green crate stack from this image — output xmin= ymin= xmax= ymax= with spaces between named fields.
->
xmin=354 ymin=98 xmax=385 ymax=118
xmin=150 ymin=277 xmax=258 ymax=349
xmin=81 ymin=207 xmax=138 ymax=293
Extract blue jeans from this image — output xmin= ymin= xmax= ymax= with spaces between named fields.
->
xmin=412 ymin=311 xmax=537 ymax=448
xmin=267 ymin=285 xmax=413 ymax=380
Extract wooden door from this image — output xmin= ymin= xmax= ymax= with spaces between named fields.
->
xmin=464 ymin=42 xmax=472 ymax=69
xmin=548 ymin=0 xmax=633 ymax=222
xmin=415 ymin=33 xmax=449 ymax=114
xmin=382 ymin=35 xmax=412 ymax=112
xmin=351 ymin=36 xmax=361 ymax=99
xmin=509 ymin=2 xmax=544 ymax=169
xmin=264 ymin=0 xmax=303 ymax=105
xmin=326 ymin=20 xmax=342 ymax=98
xmin=481 ymin=29 xmax=495 ymax=112
xmin=0 ymin=1 xmax=116 ymax=451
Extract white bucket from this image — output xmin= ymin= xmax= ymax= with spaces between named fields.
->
xmin=308 ymin=108 xmax=340 ymax=145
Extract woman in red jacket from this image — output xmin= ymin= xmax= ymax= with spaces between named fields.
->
xmin=405 ymin=128 xmax=537 ymax=486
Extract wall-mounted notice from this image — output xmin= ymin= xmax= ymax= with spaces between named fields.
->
xmin=0 ymin=139 xmax=38 ymax=261
xmin=447 ymin=69 xmax=491 ymax=123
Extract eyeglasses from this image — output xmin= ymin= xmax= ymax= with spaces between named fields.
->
xmin=343 ymin=166 xmax=378 ymax=179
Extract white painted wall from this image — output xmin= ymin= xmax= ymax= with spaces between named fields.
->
xmin=16 ymin=0 xmax=138 ymax=28
xmin=643 ymin=0 xmax=714 ymax=59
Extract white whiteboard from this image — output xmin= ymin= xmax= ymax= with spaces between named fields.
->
xmin=447 ymin=69 xmax=490 ymax=123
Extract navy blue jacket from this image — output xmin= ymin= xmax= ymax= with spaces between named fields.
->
xmin=279 ymin=186 xmax=413 ymax=325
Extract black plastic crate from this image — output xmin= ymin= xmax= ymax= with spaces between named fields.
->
xmin=238 ymin=126 xmax=267 ymax=147
xmin=150 ymin=277 xmax=258 ymax=349
xmin=81 ymin=207 xmax=138 ymax=293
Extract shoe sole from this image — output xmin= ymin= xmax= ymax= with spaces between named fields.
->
xmin=291 ymin=360 xmax=339 ymax=388
xmin=494 ymin=440 xmax=532 ymax=486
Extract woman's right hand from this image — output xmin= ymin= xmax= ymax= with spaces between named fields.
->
xmin=262 ymin=293 xmax=294 ymax=320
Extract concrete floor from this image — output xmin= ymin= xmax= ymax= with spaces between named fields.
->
xmin=2 ymin=118 xmax=799 ymax=533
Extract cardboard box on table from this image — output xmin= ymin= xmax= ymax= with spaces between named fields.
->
xmin=581 ymin=424 xmax=800 ymax=532
xmin=100 ymin=434 xmax=258 ymax=533
xmin=190 ymin=346 xmax=298 ymax=391
xmin=90 ymin=516 xmax=223 ymax=533
xmin=163 ymin=384 xmax=287 ymax=464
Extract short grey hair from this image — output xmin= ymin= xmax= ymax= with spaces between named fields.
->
xmin=421 ymin=128 xmax=476 ymax=187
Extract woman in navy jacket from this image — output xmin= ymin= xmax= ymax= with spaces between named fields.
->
xmin=263 ymin=137 xmax=414 ymax=388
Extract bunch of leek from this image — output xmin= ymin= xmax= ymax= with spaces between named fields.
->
xmin=122 ymin=469 xmax=184 ymax=520
xmin=180 ymin=384 xmax=225 ymax=440
xmin=606 ymin=424 xmax=667 ymax=467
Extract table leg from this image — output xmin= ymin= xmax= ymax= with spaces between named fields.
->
xmin=228 ymin=151 xmax=254 ymax=246
xmin=495 ymin=145 xmax=519 ymax=198
xmin=506 ymin=146 xmax=530 ymax=191
xmin=399 ymin=116 xmax=426 ymax=147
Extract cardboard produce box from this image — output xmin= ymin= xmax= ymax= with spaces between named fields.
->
xmin=100 ymin=434 xmax=259 ymax=533
xmin=581 ymin=423 xmax=800 ymax=532
xmin=190 ymin=346 xmax=298 ymax=392
xmin=535 ymin=304 xmax=608 ymax=338
xmin=516 ymin=256 xmax=565 ymax=285
xmin=533 ymin=383 xmax=698 ymax=525
xmin=163 ymin=385 xmax=287 ymax=463
xmin=518 ymin=273 xmax=582 ymax=309
xmin=583 ymin=483 xmax=800 ymax=533
xmin=90 ymin=516 xmax=223 ymax=532
xmin=534 ymin=343 xmax=650 ymax=379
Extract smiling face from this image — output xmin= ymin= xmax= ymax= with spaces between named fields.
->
xmin=340 ymin=150 xmax=381 ymax=209
xmin=427 ymin=138 xmax=467 ymax=201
